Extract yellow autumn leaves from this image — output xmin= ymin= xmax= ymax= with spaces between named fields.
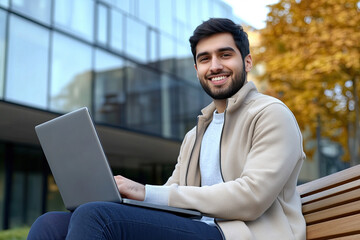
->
xmin=255 ymin=0 xmax=360 ymax=163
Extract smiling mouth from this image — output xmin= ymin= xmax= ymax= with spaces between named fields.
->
xmin=207 ymin=72 xmax=231 ymax=82
xmin=210 ymin=76 xmax=228 ymax=82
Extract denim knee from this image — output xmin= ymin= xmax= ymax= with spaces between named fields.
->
xmin=71 ymin=201 xmax=107 ymax=222
xmin=67 ymin=202 xmax=119 ymax=239
xmin=27 ymin=211 xmax=71 ymax=240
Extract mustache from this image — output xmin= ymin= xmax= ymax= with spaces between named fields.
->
xmin=205 ymin=71 xmax=232 ymax=79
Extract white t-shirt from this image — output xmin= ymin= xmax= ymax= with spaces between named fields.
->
xmin=145 ymin=111 xmax=224 ymax=225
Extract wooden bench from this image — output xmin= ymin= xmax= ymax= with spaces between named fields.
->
xmin=297 ymin=164 xmax=360 ymax=240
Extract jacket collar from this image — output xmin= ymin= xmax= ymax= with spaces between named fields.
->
xmin=200 ymin=81 xmax=258 ymax=119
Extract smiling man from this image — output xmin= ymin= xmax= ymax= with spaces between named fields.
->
xmin=28 ymin=18 xmax=306 ymax=240
xmin=194 ymin=32 xmax=252 ymax=113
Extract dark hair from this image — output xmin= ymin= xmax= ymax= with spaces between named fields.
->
xmin=189 ymin=18 xmax=250 ymax=64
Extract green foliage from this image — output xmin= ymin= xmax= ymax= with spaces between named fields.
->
xmin=0 ymin=227 xmax=30 ymax=240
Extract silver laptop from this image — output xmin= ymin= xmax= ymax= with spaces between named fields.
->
xmin=35 ymin=107 xmax=201 ymax=219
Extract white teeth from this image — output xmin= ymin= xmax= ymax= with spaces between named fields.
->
xmin=211 ymin=76 xmax=227 ymax=81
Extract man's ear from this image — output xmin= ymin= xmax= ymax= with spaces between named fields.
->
xmin=244 ymin=54 xmax=253 ymax=73
xmin=194 ymin=64 xmax=199 ymax=78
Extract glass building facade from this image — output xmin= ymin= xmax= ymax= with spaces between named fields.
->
xmin=0 ymin=0 xmax=240 ymax=230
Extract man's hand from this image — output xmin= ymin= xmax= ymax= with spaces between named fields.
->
xmin=114 ymin=175 xmax=145 ymax=201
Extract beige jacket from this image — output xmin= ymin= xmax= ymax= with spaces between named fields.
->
xmin=165 ymin=82 xmax=306 ymax=240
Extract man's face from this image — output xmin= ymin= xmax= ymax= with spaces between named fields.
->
xmin=194 ymin=33 xmax=251 ymax=100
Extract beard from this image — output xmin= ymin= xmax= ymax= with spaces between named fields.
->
xmin=200 ymin=64 xmax=247 ymax=100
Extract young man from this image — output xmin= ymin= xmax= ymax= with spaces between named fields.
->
xmin=28 ymin=18 xmax=306 ymax=240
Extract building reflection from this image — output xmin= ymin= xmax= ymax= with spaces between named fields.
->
xmin=0 ymin=0 xmax=241 ymax=230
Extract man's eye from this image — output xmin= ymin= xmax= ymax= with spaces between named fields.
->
xmin=222 ymin=53 xmax=231 ymax=57
xmin=199 ymin=57 xmax=209 ymax=62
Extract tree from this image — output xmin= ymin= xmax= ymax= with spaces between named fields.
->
xmin=255 ymin=0 xmax=360 ymax=164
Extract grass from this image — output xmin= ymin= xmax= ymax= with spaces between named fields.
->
xmin=0 ymin=227 xmax=30 ymax=240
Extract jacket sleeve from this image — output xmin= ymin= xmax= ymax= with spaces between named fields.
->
xmin=166 ymin=103 xmax=305 ymax=221
xmin=163 ymin=130 xmax=192 ymax=186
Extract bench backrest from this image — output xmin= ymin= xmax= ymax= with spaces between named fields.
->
xmin=297 ymin=164 xmax=360 ymax=240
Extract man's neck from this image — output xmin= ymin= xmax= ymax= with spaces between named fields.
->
xmin=214 ymin=99 xmax=227 ymax=113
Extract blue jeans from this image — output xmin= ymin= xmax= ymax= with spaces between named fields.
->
xmin=27 ymin=202 xmax=223 ymax=240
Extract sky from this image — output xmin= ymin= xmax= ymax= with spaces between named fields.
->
xmin=223 ymin=0 xmax=280 ymax=29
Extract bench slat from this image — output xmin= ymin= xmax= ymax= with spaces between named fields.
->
xmin=304 ymin=200 xmax=360 ymax=225
xmin=329 ymin=234 xmax=360 ymax=240
xmin=307 ymin=213 xmax=360 ymax=240
xmin=297 ymin=165 xmax=360 ymax=197
xmin=302 ymin=188 xmax=360 ymax=214
xmin=301 ymin=179 xmax=360 ymax=205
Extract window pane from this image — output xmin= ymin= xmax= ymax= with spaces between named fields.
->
xmin=162 ymin=78 xmax=210 ymax=138
xmin=11 ymin=0 xmax=51 ymax=25
xmin=160 ymin=74 xmax=181 ymax=138
xmin=176 ymin=20 xmax=188 ymax=43
xmin=54 ymin=0 xmax=94 ymax=42
xmin=158 ymin=0 xmax=173 ymax=35
xmin=0 ymin=9 xmax=6 ymax=99
xmin=175 ymin=0 xmax=187 ymax=24
xmin=50 ymin=33 xmax=92 ymax=113
xmin=126 ymin=64 xmax=162 ymax=135
xmin=97 ymin=4 xmax=108 ymax=45
xmin=213 ymin=1 xmax=231 ymax=18
xmin=0 ymin=144 xmax=5 ymax=229
xmin=125 ymin=17 xmax=147 ymax=63
xmin=127 ymin=0 xmax=137 ymax=16
xmin=201 ymin=0 xmax=211 ymax=21
xmin=179 ymin=83 xmax=204 ymax=134
xmin=149 ymin=29 xmax=159 ymax=66
xmin=110 ymin=9 xmax=123 ymax=52
xmin=6 ymin=15 xmax=49 ymax=108
xmin=138 ymin=0 xmax=156 ymax=27
xmin=101 ymin=0 xmax=131 ymax=15
xmin=175 ymin=0 xmax=191 ymax=43
xmin=10 ymin=146 xmax=44 ymax=228
xmin=160 ymin=34 xmax=175 ymax=73
xmin=189 ymin=0 xmax=201 ymax=30
xmin=175 ymin=43 xmax=196 ymax=82
xmin=115 ymin=0 xmax=130 ymax=14
xmin=99 ymin=0 xmax=113 ymax=5
xmin=0 ymin=0 xmax=9 ymax=8
xmin=94 ymin=49 xmax=126 ymax=126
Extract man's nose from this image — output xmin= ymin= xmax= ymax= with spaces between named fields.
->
xmin=210 ymin=58 xmax=223 ymax=73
